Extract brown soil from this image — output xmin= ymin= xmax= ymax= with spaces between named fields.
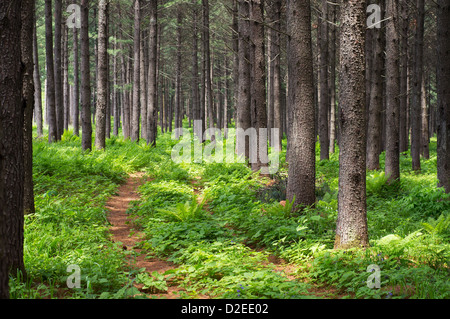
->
xmin=105 ymin=172 xmax=188 ymax=299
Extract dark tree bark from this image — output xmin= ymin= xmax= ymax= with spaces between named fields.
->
xmin=236 ymin=0 xmax=252 ymax=160
xmin=319 ymin=0 xmax=329 ymax=160
xmin=54 ymin=0 xmax=63 ymax=139
xmin=33 ymin=12 xmax=44 ymax=138
xmin=231 ymin=0 xmax=239 ymax=137
xmin=175 ymin=7 xmax=182 ymax=135
xmin=249 ymin=0 xmax=268 ymax=173
xmin=140 ymin=29 xmax=148 ymax=140
xmin=421 ymin=72 xmax=429 ymax=159
xmin=385 ymin=0 xmax=401 ymax=182
xmin=147 ymin=0 xmax=158 ymax=146
xmin=45 ymin=0 xmax=58 ymax=143
xmin=286 ymin=0 xmax=316 ymax=209
xmin=63 ymin=24 xmax=69 ymax=132
xmin=335 ymin=0 xmax=369 ymax=249
xmin=366 ymin=25 xmax=383 ymax=171
xmin=73 ymin=27 xmax=80 ymax=136
xmin=268 ymin=0 xmax=282 ymax=151
xmin=192 ymin=0 xmax=201 ymax=139
xmin=399 ymin=0 xmax=409 ymax=153
xmin=329 ymin=3 xmax=337 ymax=154
xmin=80 ymin=0 xmax=92 ymax=151
xmin=411 ymin=0 xmax=424 ymax=171
xmin=437 ymin=0 xmax=450 ymax=193
xmin=131 ymin=0 xmax=141 ymax=142
xmin=203 ymin=0 xmax=214 ymax=132
xmin=95 ymin=0 xmax=109 ymax=150
xmin=0 ymin=0 xmax=26 ymax=298
xmin=23 ymin=0 xmax=36 ymax=216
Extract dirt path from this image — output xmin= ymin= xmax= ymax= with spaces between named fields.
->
xmin=105 ymin=172 xmax=185 ymax=299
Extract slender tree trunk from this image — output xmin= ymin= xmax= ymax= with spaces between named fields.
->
xmin=329 ymin=4 xmax=337 ymax=154
xmin=421 ymin=72 xmax=429 ymax=159
xmin=192 ymin=0 xmax=201 ymax=139
xmin=286 ymin=0 xmax=316 ymax=209
xmin=95 ymin=0 xmax=109 ymax=150
xmin=131 ymin=0 xmax=141 ymax=142
xmin=63 ymin=24 xmax=70 ymax=132
xmin=236 ymin=0 xmax=252 ymax=160
xmin=54 ymin=0 xmax=63 ymax=140
xmin=411 ymin=0 xmax=424 ymax=171
xmin=385 ymin=0 xmax=401 ymax=182
xmin=203 ymin=0 xmax=214 ymax=133
xmin=80 ymin=0 xmax=92 ymax=151
xmin=335 ymin=0 xmax=369 ymax=249
xmin=73 ymin=28 xmax=80 ymax=136
xmin=147 ymin=0 xmax=158 ymax=146
xmin=140 ymin=29 xmax=148 ymax=140
xmin=249 ymin=0 xmax=268 ymax=173
xmin=399 ymin=0 xmax=409 ymax=153
xmin=113 ymin=29 xmax=120 ymax=136
xmin=175 ymin=7 xmax=182 ymax=136
xmin=45 ymin=0 xmax=58 ymax=143
xmin=437 ymin=0 xmax=450 ymax=193
xmin=319 ymin=0 xmax=329 ymax=160
xmin=232 ymin=0 xmax=239 ymax=136
xmin=33 ymin=12 xmax=43 ymax=138
xmin=366 ymin=26 xmax=383 ymax=171
xmin=0 ymin=0 xmax=26 ymax=297
xmin=269 ymin=0 xmax=282 ymax=151
xmin=22 ymin=0 xmax=36 ymax=217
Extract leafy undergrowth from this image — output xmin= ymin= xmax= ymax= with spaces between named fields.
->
xmin=12 ymin=127 xmax=449 ymax=299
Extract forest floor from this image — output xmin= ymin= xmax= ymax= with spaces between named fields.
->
xmin=106 ymin=171 xmax=341 ymax=299
xmin=13 ymin=131 xmax=449 ymax=300
xmin=106 ymin=172 xmax=194 ymax=299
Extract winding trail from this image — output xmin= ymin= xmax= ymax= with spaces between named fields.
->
xmin=105 ymin=172 xmax=186 ymax=299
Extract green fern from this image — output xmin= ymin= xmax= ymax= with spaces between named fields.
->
xmin=156 ymin=194 xmax=207 ymax=222
xmin=366 ymin=171 xmax=388 ymax=195
xmin=421 ymin=213 xmax=450 ymax=238
xmin=264 ymin=195 xmax=296 ymax=218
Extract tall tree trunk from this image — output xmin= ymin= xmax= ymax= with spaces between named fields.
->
xmin=175 ymin=7 xmax=182 ymax=136
xmin=192 ymin=0 xmax=201 ymax=139
xmin=80 ymin=0 xmax=92 ymax=151
xmin=319 ymin=0 xmax=329 ymax=160
xmin=147 ymin=0 xmax=158 ymax=146
xmin=0 ymin=0 xmax=26 ymax=297
xmin=203 ymin=0 xmax=214 ymax=133
xmin=63 ymin=24 xmax=70 ymax=132
xmin=437 ymin=0 xmax=450 ymax=193
xmin=411 ymin=0 xmax=424 ymax=171
xmin=329 ymin=3 xmax=337 ymax=154
xmin=73 ymin=28 xmax=80 ymax=136
xmin=232 ymin=0 xmax=239 ymax=139
xmin=268 ymin=0 xmax=282 ymax=151
xmin=140 ymin=29 xmax=148 ymax=140
xmin=54 ymin=0 xmax=63 ymax=140
xmin=286 ymin=0 xmax=316 ymax=209
xmin=421 ymin=72 xmax=429 ymax=159
xmin=33 ymin=13 xmax=44 ymax=138
xmin=366 ymin=25 xmax=383 ymax=171
xmin=385 ymin=0 xmax=401 ymax=182
xmin=131 ymin=0 xmax=141 ymax=142
xmin=45 ymin=0 xmax=58 ymax=143
xmin=22 ymin=0 xmax=36 ymax=217
xmin=249 ymin=0 xmax=268 ymax=173
xmin=335 ymin=0 xmax=369 ymax=249
xmin=399 ymin=0 xmax=409 ymax=153
xmin=236 ymin=0 xmax=252 ymax=160
xmin=95 ymin=0 xmax=109 ymax=150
